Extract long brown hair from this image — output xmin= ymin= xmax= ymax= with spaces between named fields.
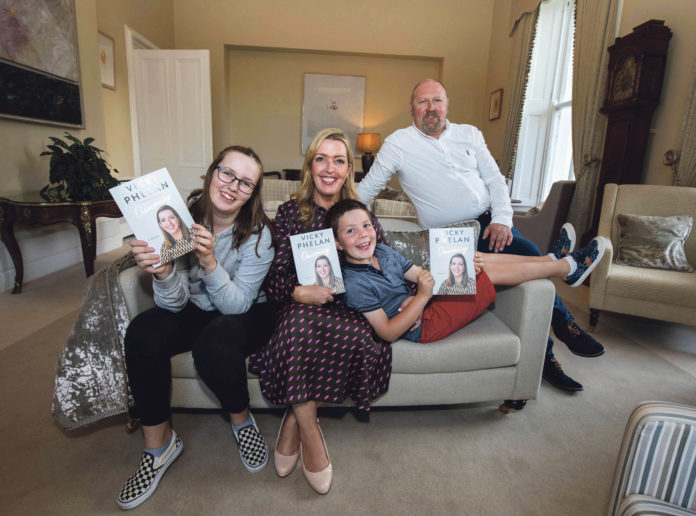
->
xmin=188 ymin=145 xmax=273 ymax=256
xmin=293 ymin=128 xmax=360 ymax=226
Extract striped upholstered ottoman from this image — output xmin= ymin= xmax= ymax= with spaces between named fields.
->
xmin=608 ymin=401 xmax=696 ymax=516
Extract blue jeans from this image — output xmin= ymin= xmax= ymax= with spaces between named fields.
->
xmin=476 ymin=212 xmax=572 ymax=359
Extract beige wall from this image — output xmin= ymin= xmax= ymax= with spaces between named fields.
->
xmin=173 ymin=0 xmax=495 ymax=158
xmin=0 ymin=0 xmax=105 ymax=196
xmin=95 ymin=0 xmax=175 ymax=179
xmin=227 ymin=48 xmax=440 ymax=171
xmin=482 ymin=0 xmax=514 ymax=162
xmin=618 ymin=1 xmax=696 ymax=186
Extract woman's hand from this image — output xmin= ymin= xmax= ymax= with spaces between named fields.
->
xmin=473 ymin=251 xmax=484 ymax=275
xmin=128 ymin=239 xmax=172 ymax=280
xmin=192 ymin=223 xmax=218 ymax=275
xmin=293 ymin=285 xmax=335 ymax=305
xmin=399 ymin=295 xmax=424 ymax=331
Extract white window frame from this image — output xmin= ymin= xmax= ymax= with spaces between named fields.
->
xmin=510 ymin=0 xmax=575 ymax=208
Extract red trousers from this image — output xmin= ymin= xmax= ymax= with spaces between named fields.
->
xmin=420 ymin=272 xmax=497 ymax=343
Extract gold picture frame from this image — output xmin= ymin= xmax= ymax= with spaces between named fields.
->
xmin=98 ymin=31 xmax=116 ymax=90
xmin=489 ymin=88 xmax=503 ymax=121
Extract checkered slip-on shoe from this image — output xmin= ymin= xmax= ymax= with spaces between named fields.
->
xmin=565 ymin=237 xmax=606 ymax=287
xmin=548 ymin=223 xmax=576 ymax=260
xmin=233 ymin=414 xmax=269 ymax=473
xmin=116 ymin=430 xmax=183 ymax=510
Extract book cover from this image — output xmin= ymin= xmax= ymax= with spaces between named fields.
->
xmin=289 ymin=229 xmax=345 ymax=294
xmin=109 ymin=167 xmax=196 ymax=267
xmin=429 ymin=227 xmax=477 ymax=295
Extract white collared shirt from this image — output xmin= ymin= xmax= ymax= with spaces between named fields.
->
xmin=358 ymin=121 xmax=513 ymax=229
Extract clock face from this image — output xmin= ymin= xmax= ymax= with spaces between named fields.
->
xmin=612 ymin=55 xmax=637 ymax=101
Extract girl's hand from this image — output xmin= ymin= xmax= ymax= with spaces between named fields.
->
xmin=192 ymin=223 xmax=217 ymax=274
xmin=293 ymin=285 xmax=335 ymax=305
xmin=128 ymin=239 xmax=172 ymax=279
xmin=474 ymin=251 xmax=484 ymax=275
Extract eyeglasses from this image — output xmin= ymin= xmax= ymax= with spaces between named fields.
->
xmin=216 ymin=166 xmax=256 ymax=195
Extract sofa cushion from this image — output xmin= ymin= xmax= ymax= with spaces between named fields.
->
xmin=604 ymin=264 xmax=696 ymax=309
xmin=384 ymin=220 xmax=480 ymax=269
xmin=391 ymin=311 xmax=520 ymax=374
xmin=616 ymin=213 xmax=694 ymax=272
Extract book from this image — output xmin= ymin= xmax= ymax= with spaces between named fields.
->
xmin=289 ymin=229 xmax=345 ymax=294
xmin=109 ymin=167 xmax=196 ymax=267
xmin=429 ymin=227 xmax=477 ymax=295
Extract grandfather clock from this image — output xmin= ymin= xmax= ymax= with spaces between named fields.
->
xmin=583 ymin=20 xmax=671 ymax=243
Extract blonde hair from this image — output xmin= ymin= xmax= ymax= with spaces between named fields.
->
xmin=293 ymin=128 xmax=359 ymax=226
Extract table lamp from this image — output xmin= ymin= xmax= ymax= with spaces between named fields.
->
xmin=356 ymin=133 xmax=380 ymax=172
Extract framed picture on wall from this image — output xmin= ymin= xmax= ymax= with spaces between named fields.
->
xmin=301 ymin=73 xmax=365 ymax=154
xmin=0 ymin=0 xmax=83 ymax=127
xmin=99 ymin=32 xmax=116 ymax=90
xmin=489 ymin=88 xmax=503 ymax=121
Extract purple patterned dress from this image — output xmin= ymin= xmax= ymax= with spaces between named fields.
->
xmin=247 ymin=199 xmax=392 ymax=411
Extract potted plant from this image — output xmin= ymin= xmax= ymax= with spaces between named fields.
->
xmin=40 ymin=132 xmax=119 ymax=202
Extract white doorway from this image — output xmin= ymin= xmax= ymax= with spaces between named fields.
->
xmin=124 ymin=26 xmax=212 ymax=195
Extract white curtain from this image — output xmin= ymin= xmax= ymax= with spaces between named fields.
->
xmin=566 ymin=0 xmax=621 ymax=235
xmin=501 ymin=5 xmax=541 ymax=180
xmin=673 ymin=58 xmax=696 ymax=187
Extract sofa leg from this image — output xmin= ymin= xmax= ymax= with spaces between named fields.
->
xmin=589 ymin=309 xmax=601 ymax=332
xmin=499 ymin=400 xmax=527 ymax=414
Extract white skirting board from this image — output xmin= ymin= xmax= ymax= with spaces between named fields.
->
xmin=0 ymin=218 xmax=130 ymax=293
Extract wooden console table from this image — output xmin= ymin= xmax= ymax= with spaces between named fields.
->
xmin=0 ymin=193 xmax=122 ymax=293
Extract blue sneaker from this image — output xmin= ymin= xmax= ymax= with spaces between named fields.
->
xmin=548 ymin=223 xmax=576 ymax=260
xmin=565 ymin=237 xmax=606 ymax=287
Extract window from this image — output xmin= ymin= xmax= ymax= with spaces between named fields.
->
xmin=510 ymin=0 xmax=575 ymax=208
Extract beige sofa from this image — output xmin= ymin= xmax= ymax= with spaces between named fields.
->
xmin=119 ymin=177 xmax=555 ymax=412
xmin=589 ymin=183 xmax=696 ymax=329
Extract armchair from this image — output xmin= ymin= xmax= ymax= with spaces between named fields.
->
xmin=589 ymin=183 xmax=696 ymax=329
xmin=607 ymin=401 xmax=696 ymax=515
xmin=512 ymin=180 xmax=576 ymax=253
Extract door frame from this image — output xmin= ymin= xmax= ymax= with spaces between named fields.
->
xmin=125 ymin=25 xmax=158 ymax=178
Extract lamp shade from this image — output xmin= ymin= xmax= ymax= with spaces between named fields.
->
xmin=356 ymin=133 xmax=381 ymax=153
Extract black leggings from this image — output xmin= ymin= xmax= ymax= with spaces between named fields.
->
xmin=124 ymin=302 xmax=276 ymax=426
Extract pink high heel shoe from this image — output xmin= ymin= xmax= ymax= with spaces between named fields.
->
xmin=273 ymin=409 xmax=300 ymax=477
xmin=300 ymin=422 xmax=332 ymax=494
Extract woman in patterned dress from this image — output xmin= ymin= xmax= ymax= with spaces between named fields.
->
xmin=248 ymin=128 xmax=392 ymax=494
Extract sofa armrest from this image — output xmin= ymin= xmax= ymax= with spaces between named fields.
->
xmin=118 ymin=266 xmax=156 ymax=321
xmin=492 ymin=278 xmax=555 ymax=400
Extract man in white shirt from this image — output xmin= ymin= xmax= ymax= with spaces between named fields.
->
xmin=358 ymin=79 xmax=604 ymax=392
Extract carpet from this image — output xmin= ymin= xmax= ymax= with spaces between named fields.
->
xmin=1 ymin=308 xmax=695 ymax=515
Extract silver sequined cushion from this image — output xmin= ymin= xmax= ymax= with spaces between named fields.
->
xmin=386 ymin=220 xmax=480 ymax=269
xmin=616 ymin=213 xmax=694 ymax=272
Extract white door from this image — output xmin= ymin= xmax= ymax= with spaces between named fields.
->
xmin=133 ymin=49 xmax=212 ymax=195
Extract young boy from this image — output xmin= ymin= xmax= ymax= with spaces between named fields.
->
xmin=326 ymin=199 xmax=606 ymax=343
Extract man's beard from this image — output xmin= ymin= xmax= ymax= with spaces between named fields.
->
xmin=421 ymin=111 xmax=443 ymax=134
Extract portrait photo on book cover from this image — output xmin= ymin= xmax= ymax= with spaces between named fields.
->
xmin=110 ymin=168 xmax=196 ymax=266
xmin=289 ymin=229 xmax=345 ymax=294
xmin=429 ymin=227 xmax=477 ymax=295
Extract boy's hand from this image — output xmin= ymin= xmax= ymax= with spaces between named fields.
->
xmin=293 ymin=285 xmax=335 ymax=305
xmin=398 ymin=295 xmax=424 ymax=331
xmin=416 ymin=269 xmax=435 ymax=300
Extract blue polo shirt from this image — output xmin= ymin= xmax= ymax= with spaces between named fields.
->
xmin=342 ymin=244 xmax=421 ymax=342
